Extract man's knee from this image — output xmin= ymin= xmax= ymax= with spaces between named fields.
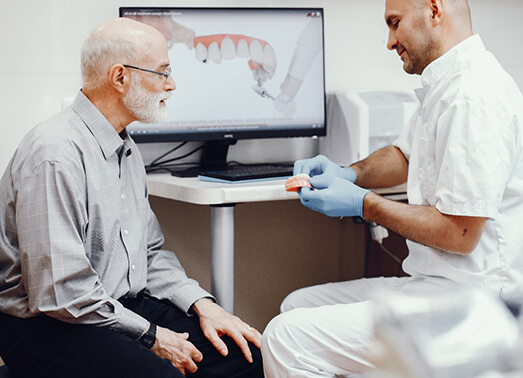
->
xmin=280 ymin=286 xmax=323 ymax=313
xmin=263 ymin=304 xmax=376 ymax=377
xmin=262 ymin=308 xmax=312 ymax=375
xmin=263 ymin=311 xmax=293 ymax=354
xmin=280 ymin=288 xmax=310 ymax=313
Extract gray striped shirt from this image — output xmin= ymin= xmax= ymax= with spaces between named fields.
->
xmin=0 ymin=91 xmax=210 ymax=339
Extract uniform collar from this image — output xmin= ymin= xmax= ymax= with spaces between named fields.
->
xmin=416 ymin=35 xmax=485 ymax=102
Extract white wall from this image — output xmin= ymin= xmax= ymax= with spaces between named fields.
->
xmin=3 ymin=0 xmax=522 ymax=174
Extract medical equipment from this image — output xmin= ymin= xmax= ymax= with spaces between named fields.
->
xmin=320 ymin=90 xmax=418 ymax=166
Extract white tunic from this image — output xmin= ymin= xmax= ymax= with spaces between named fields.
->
xmin=394 ymin=35 xmax=523 ymax=303
xmin=262 ymin=35 xmax=523 ymax=378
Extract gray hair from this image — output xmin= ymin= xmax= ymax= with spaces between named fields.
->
xmin=81 ymin=33 xmax=138 ymax=90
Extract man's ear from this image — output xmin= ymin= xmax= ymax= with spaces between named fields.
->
xmin=429 ymin=0 xmax=443 ymax=24
xmin=108 ymin=64 xmax=128 ymax=94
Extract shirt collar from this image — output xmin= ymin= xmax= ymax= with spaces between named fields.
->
xmin=417 ymin=35 xmax=485 ymax=100
xmin=71 ymin=91 xmax=128 ymax=160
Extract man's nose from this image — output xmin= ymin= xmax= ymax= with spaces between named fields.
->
xmin=165 ymin=75 xmax=176 ymax=91
xmin=387 ymin=30 xmax=397 ymax=51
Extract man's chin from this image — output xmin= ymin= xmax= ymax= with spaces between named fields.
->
xmin=402 ymin=62 xmax=417 ymax=75
xmin=139 ymin=110 xmax=167 ymax=124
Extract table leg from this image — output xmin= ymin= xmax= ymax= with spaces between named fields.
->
xmin=210 ymin=204 xmax=236 ymax=314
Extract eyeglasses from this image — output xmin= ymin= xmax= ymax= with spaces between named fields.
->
xmin=123 ymin=64 xmax=172 ymax=83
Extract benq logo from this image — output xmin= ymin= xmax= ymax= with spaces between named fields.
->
xmin=224 ymin=134 xmax=235 ymax=139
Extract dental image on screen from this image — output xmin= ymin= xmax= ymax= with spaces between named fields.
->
xmin=121 ymin=8 xmax=326 ymax=141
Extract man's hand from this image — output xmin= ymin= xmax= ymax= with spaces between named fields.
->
xmin=151 ymin=326 xmax=203 ymax=375
xmin=294 ymin=155 xmax=356 ymax=182
xmin=191 ymin=298 xmax=261 ymax=363
xmin=300 ymin=176 xmax=369 ymax=218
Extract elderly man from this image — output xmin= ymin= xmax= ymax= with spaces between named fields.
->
xmin=0 ymin=18 xmax=262 ymax=377
xmin=262 ymin=0 xmax=523 ymax=376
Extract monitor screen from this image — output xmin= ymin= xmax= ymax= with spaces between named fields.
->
xmin=119 ymin=7 xmax=326 ymax=145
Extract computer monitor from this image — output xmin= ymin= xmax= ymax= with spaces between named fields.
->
xmin=120 ymin=7 xmax=326 ymax=175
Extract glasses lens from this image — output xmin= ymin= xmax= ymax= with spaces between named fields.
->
xmin=164 ymin=67 xmax=172 ymax=82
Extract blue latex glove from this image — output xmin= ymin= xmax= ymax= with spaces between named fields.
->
xmin=300 ymin=175 xmax=370 ymax=218
xmin=294 ymin=155 xmax=356 ymax=183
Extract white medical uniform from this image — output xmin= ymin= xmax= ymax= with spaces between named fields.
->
xmin=262 ymin=35 xmax=523 ymax=377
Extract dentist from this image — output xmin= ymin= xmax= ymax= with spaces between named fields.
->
xmin=262 ymin=0 xmax=523 ymax=376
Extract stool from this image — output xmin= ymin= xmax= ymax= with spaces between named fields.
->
xmin=0 ymin=365 xmax=13 ymax=378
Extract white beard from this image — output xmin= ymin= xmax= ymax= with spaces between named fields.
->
xmin=123 ymin=75 xmax=170 ymax=123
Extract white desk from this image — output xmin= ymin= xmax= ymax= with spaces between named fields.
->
xmin=147 ymin=173 xmax=406 ymax=313
xmin=147 ymin=173 xmax=298 ymax=313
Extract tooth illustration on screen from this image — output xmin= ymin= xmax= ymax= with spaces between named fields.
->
xmin=124 ymin=9 xmax=325 ymax=120
xmin=193 ymin=34 xmax=277 ymax=84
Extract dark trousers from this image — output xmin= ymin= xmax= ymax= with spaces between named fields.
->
xmin=0 ymin=294 xmax=263 ymax=378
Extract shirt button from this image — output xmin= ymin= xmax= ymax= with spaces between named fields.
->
xmin=124 ymin=229 xmax=129 ymax=235
xmin=131 ymin=264 xmax=136 ymax=271
xmin=121 ymin=194 xmax=125 ymax=199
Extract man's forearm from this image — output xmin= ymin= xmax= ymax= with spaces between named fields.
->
xmin=363 ymin=192 xmax=486 ymax=255
xmin=351 ymin=146 xmax=409 ymax=189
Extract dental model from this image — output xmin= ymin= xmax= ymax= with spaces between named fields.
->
xmin=193 ymin=34 xmax=277 ymax=84
xmin=285 ymin=173 xmax=313 ymax=192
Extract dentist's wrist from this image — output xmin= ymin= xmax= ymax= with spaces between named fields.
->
xmin=342 ymin=167 xmax=357 ymax=183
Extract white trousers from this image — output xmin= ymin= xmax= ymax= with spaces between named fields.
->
xmin=261 ymin=275 xmax=457 ymax=377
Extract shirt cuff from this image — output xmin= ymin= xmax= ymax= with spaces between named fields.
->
xmin=169 ymin=284 xmax=216 ymax=315
xmin=109 ymin=304 xmax=149 ymax=340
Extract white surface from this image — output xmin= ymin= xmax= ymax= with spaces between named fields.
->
xmin=147 ymin=173 xmax=407 ymax=204
xmin=147 ymin=173 xmax=298 ymax=205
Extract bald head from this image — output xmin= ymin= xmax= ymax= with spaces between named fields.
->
xmin=385 ymin=0 xmax=473 ymax=74
xmin=444 ymin=0 xmax=473 ymax=34
xmin=409 ymin=0 xmax=473 ymax=38
xmin=81 ymin=18 xmax=166 ymax=90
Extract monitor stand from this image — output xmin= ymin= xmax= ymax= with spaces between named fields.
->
xmin=170 ymin=140 xmax=237 ymax=177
